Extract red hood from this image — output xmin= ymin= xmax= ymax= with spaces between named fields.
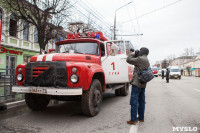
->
xmin=30 ymin=53 xmax=100 ymax=63
xmin=153 ymin=70 xmax=158 ymax=74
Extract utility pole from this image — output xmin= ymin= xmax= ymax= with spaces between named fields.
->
xmin=114 ymin=1 xmax=133 ymax=40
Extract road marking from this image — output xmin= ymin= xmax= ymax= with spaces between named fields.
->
xmin=194 ymin=89 xmax=200 ymax=93
xmin=129 ymin=125 xmax=138 ymax=133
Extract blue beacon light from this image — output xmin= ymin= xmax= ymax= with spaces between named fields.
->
xmin=96 ymin=34 xmax=100 ymax=39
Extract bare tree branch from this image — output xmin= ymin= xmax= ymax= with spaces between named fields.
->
xmin=3 ymin=0 xmax=71 ymax=51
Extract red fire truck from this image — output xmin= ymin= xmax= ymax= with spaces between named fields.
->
xmin=12 ymin=32 xmax=134 ymax=116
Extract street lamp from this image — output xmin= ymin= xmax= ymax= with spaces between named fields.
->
xmin=114 ymin=1 xmax=133 ymax=40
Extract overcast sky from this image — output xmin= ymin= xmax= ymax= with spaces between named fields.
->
xmin=84 ymin=0 xmax=200 ymax=65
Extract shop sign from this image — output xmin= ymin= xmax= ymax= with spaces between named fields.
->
xmin=0 ymin=47 xmax=23 ymax=55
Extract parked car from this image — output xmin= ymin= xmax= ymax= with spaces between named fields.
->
xmin=151 ymin=67 xmax=158 ymax=77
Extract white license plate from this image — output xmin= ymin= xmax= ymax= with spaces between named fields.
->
xmin=30 ymin=87 xmax=47 ymax=94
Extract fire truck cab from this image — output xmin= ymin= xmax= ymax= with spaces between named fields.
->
xmin=12 ymin=32 xmax=134 ymax=116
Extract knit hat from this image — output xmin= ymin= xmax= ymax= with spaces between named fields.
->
xmin=139 ymin=47 xmax=149 ymax=56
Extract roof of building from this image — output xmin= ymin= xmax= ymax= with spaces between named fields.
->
xmin=176 ymin=56 xmax=196 ymax=59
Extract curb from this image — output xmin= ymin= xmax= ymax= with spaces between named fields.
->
xmin=0 ymin=103 xmax=7 ymax=111
xmin=0 ymin=100 xmax=25 ymax=111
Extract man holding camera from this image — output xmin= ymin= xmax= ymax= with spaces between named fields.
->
xmin=126 ymin=47 xmax=150 ymax=125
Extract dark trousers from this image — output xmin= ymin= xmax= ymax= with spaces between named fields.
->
xmin=130 ymin=85 xmax=145 ymax=121
xmin=166 ymin=78 xmax=169 ymax=83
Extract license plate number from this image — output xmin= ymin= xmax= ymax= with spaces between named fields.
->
xmin=30 ymin=87 xmax=47 ymax=94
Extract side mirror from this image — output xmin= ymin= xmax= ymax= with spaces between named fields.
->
xmin=110 ymin=45 xmax=116 ymax=56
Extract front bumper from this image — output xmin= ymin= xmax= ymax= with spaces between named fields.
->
xmin=170 ymin=75 xmax=181 ymax=78
xmin=12 ymin=86 xmax=82 ymax=96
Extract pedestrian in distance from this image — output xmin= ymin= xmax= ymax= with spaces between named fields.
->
xmin=161 ymin=70 xmax=164 ymax=79
xmin=166 ymin=68 xmax=170 ymax=83
xmin=126 ymin=47 xmax=150 ymax=125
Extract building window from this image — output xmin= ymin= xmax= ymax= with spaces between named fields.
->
xmin=6 ymin=55 xmax=16 ymax=75
xmin=9 ymin=13 xmax=18 ymax=37
xmin=23 ymin=21 xmax=29 ymax=41
xmin=23 ymin=55 xmax=32 ymax=63
xmin=34 ymin=26 xmax=38 ymax=43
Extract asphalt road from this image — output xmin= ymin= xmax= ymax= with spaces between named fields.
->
xmin=0 ymin=76 xmax=200 ymax=133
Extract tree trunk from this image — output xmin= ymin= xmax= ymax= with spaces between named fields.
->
xmin=38 ymin=30 xmax=46 ymax=54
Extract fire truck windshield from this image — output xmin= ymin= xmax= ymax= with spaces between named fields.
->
xmin=59 ymin=42 xmax=100 ymax=55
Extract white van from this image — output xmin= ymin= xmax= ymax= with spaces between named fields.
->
xmin=169 ymin=66 xmax=181 ymax=79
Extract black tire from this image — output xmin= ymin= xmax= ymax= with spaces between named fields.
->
xmin=115 ymin=89 xmax=121 ymax=96
xmin=179 ymin=76 xmax=181 ymax=79
xmin=81 ymin=79 xmax=102 ymax=117
xmin=120 ymin=83 xmax=129 ymax=96
xmin=25 ymin=94 xmax=50 ymax=111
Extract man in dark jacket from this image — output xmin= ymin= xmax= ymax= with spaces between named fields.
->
xmin=161 ymin=70 xmax=164 ymax=79
xmin=166 ymin=68 xmax=170 ymax=83
xmin=126 ymin=47 xmax=150 ymax=125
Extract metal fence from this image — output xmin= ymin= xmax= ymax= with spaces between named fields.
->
xmin=0 ymin=68 xmax=24 ymax=103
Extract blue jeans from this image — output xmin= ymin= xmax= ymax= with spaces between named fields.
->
xmin=130 ymin=85 xmax=145 ymax=121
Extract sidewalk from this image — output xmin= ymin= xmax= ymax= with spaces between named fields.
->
xmin=182 ymin=75 xmax=200 ymax=81
xmin=0 ymin=99 xmax=59 ymax=112
xmin=0 ymin=100 xmax=25 ymax=111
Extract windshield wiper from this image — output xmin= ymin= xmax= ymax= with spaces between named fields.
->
xmin=75 ymin=51 xmax=84 ymax=54
xmin=85 ymin=53 xmax=96 ymax=55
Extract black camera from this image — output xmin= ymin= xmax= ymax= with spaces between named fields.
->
xmin=130 ymin=48 xmax=140 ymax=57
xmin=130 ymin=48 xmax=135 ymax=52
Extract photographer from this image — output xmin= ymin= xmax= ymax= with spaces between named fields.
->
xmin=126 ymin=47 xmax=150 ymax=125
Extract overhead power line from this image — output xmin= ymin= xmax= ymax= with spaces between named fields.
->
xmin=79 ymin=0 xmax=113 ymax=27
xmin=68 ymin=7 xmax=110 ymax=36
xmin=120 ymin=0 xmax=184 ymax=24
xmin=69 ymin=0 xmax=113 ymax=37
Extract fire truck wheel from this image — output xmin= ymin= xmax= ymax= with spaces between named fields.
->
xmin=25 ymin=94 xmax=50 ymax=111
xmin=81 ymin=79 xmax=102 ymax=117
xmin=115 ymin=89 xmax=121 ymax=96
xmin=120 ymin=83 xmax=129 ymax=96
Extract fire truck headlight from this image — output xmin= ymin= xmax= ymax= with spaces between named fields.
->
xmin=72 ymin=67 xmax=77 ymax=73
xmin=17 ymin=74 xmax=23 ymax=81
xmin=70 ymin=74 xmax=79 ymax=83
xmin=18 ymin=68 xmax=22 ymax=72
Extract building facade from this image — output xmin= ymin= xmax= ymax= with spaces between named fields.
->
xmin=0 ymin=3 xmax=40 ymax=101
xmin=170 ymin=56 xmax=196 ymax=68
xmin=0 ymin=4 xmax=40 ymax=71
xmin=180 ymin=56 xmax=200 ymax=76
